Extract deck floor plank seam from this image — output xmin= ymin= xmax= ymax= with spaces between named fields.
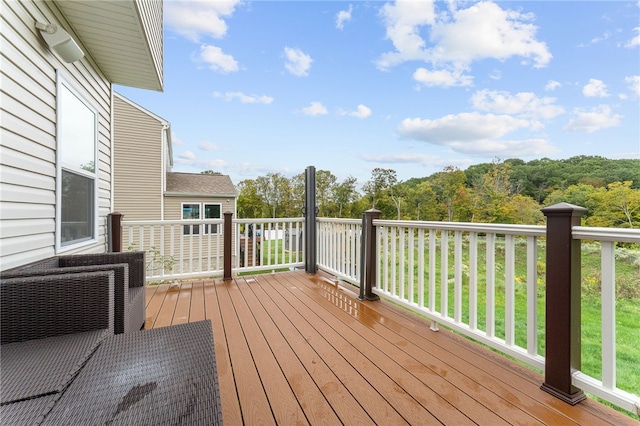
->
xmin=253 ymin=273 xmax=409 ymax=425
xmin=261 ymin=272 xmax=458 ymax=424
xmin=144 ymin=272 xmax=637 ymax=426
xmin=230 ymin=276 xmax=312 ymax=425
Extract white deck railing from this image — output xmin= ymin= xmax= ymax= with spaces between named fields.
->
xmin=122 ymin=217 xmax=305 ymax=281
xmin=316 ymin=218 xmax=362 ymax=284
xmin=121 ymin=215 xmax=639 ymax=415
xmin=571 ymin=227 xmax=640 ymax=414
xmin=371 ymin=220 xmax=547 ymax=371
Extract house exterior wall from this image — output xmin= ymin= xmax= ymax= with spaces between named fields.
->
xmin=113 ymin=95 xmax=164 ymax=221
xmin=1 ymin=1 xmax=113 ymax=270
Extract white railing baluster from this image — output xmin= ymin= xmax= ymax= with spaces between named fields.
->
xmin=429 ymin=229 xmax=436 ymax=313
xmin=601 ymin=240 xmax=616 ymax=390
xmin=383 ymin=226 xmax=389 ymax=293
xmin=417 ymin=228 xmax=425 ymax=308
xmin=391 ymin=226 xmax=397 ymax=297
xmin=454 ymin=230 xmax=463 ymax=323
xmin=505 ymin=234 xmax=515 ymax=346
xmin=441 ymin=230 xmax=448 ymax=319
xmin=399 ymin=227 xmax=405 ymax=300
xmin=469 ymin=232 xmax=478 ymax=331
xmin=527 ymin=236 xmax=538 ymax=356
xmin=486 ymin=233 xmax=495 ymax=338
xmin=408 ymin=228 xmax=415 ymax=304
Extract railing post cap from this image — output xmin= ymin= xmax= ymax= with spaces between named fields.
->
xmin=541 ymin=202 xmax=587 ymax=217
xmin=223 ymin=211 xmax=234 ymax=216
xmin=365 ymin=209 xmax=381 ymax=214
xmin=108 ymin=211 xmax=124 ymax=217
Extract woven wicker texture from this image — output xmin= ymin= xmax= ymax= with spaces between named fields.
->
xmin=3 ymin=264 xmax=130 ymax=334
xmin=1 ymin=330 xmax=108 ymax=404
xmin=5 ymin=251 xmax=146 ymax=333
xmin=0 ymin=394 xmax=57 ymax=426
xmin=0 ymin=272 xmax=114 ymax=344
xmin=42 ymin=320 xmax=222 ymax=425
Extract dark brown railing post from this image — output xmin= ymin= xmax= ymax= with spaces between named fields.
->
xmin=540 ymin=202 xmax=587 ymax=405
xmin=223 ymin=211 xmax=233 ymax=281
xmin=359 ymin=209 xmax=381 ymax=301
xmin=107 ymin=212 xmax=124 ymax=252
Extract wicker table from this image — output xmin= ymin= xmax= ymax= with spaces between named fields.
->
xmin=42 ymin=320 xmax=222 ymax=425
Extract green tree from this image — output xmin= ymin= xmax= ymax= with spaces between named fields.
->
xmin=588 ymin=181 xmax=640 ymax=228
xmin=236 ymin=179 xmax=263 ymax=218
xmin=316 ymin=170 xmax=337 ymax=217
xmin=429 ymin=166 xmax=467 ymax=221
xmin=334 ymin=176 xmax=358 ymax=217
xmin=201 ymin=170 xmax=222 ymax=175
xmin=362 ymin=168 xmax=396 ymax=210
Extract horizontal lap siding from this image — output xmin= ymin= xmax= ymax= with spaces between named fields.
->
xmin=0 ymin=0 xmax=112 ymax=269
xmin=113 ymin=95 xmax=163 ymax=221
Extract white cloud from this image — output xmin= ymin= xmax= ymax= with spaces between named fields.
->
xmin=340 ymin=104 xmax=372 ymax=118
xmin=377 ymin=0 xmax=436 ymax=68
xmin=398 ymin=112 xmax=534 ymax=143
xmin=196 ymin=45 xmax=239 ymax=73
xmin=471 ymin=89 xmax=564 ymax=119
xmin=301 ymin=102 xmax=328 ymax=116
xmin=165 ymin=0 xmax=240 ymax=42
xmin=413 ymin=67 xmax=473 ymax=88
xmin=178 ymin=150 xmax=196 ymax=160
xmin=625 ymin=75 xmax=640 ymax=97
xmin=198 ymin=141 xmax=221 ymax=151
xmin=582 ymin=78 xmax=609 ymax=98
xmin=284 ymin=47 xmax=313 ymax=76
xmin=625 ymin=27 xmax=640 ymax=48
xmin=336 ymin=5 xmax=353 ymax=30
xmin=213 ymin=91 xmax=274 ymax=104
xmin=563 ymin=105 xmax=622 ymax=133
xmin=171 ymin=132 xmax=184 ymax=145
xmin=361 ymin=153 xmax=440 ymax=166
xmin=377 ymin=1 xmax=551 ymax=73
xmin=397 ymin=112 xmax=557 ymax=156
xmin=545 ymin=80 xmax=561 ymax=91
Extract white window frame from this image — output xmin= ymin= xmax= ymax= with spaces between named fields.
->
xmin=182 ymin=202 xmax=201 ymax=236
xmin=181 ymin=202 xmax=222 ymax=235
xmin=55 ymin=74 xmax=99 ymax=252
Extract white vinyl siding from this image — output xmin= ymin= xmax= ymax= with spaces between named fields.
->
xmin=0 ymin=0 xmax=112 ymax=270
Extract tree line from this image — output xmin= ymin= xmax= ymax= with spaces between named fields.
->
xmin=230 ymin=156 xmax=640 ymax=228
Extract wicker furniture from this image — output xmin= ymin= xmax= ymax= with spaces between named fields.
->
xmin=43 ymin=320 xmax=222 ymax=425
xmin=0 ymin=270 xmax=221 ymax=425
xmin=3 ymin=251 xmax=146 ymax=334
xmin=1 ymin=271 xmax=115 ymax=424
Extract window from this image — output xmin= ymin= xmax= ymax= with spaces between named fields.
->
xmin=181 ymin=203 xmax=222 ymax=235
xmin=57 ymin=77 xmax=97 ymax=249
xmin=204 ymin=203 xmax=221 ymax=234
xmin=182 ymin=203 xmax=200 ymax=235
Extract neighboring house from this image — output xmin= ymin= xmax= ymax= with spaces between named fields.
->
xmin=113 ymin=94 xmax=237 ymax=273
xmin=0 ymin=0 xmax=163 ymax=270
xmin=113 ymin=93 xmax=238 ymax=224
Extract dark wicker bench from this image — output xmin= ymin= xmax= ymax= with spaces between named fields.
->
xmin=3 ymin=251 xmax=146 ymax=334
xmin=0 ymin=270 xmax=221 ymax=425
xmin=1 ymin=271 xmax=115 ymax=424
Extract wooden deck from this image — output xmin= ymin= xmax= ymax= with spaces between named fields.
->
xmin=145 ymin=270 xmax=635 ymax=425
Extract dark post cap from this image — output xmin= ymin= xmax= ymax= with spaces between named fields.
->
xmin=541 ymin=202 xmax=587 ymax=216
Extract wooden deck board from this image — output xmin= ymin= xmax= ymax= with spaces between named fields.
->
xmin=145 ymin=270 xmax=637 ymax=426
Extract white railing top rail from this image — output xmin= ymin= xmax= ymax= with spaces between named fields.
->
xmin=373 ymin=219 xmax=546 ymax=237
xmin=123 ymin=219 xmax=223 ymax=226
xmin=317 ymin=218 xmax=361 ymax=225
xmin=573 ymin=226 xmax=640 ymax=243
xmin=234 ymin=217 xmax=304 ymax=224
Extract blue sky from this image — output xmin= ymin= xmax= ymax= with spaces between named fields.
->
xmin=116 ymin=0 xmax=640 ymax=187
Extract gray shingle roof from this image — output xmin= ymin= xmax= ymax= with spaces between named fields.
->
xmin=165 ymin=172 xmax=237 ymax=197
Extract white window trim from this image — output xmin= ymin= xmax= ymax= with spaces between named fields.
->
xmin=181 ymin=202 xmax=223 ymax=236
xmin=55 ymin=73 xmax=99 ymax=252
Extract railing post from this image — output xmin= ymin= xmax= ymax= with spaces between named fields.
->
xmin=540 ymin=202 xmax=587 ymax=405
xmin=223 ymin=211 xmax=233 ymax=281
xmin=107 ymin=212 xmax=123 ymax=252
xmin=304 ymin=166 xmax=317 ymax=273
xmin=359 ymin=209 xmax=381 ymax=301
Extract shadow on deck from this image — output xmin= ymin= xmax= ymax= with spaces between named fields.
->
xmin=145 ymin=270 xmax=634 ymax=425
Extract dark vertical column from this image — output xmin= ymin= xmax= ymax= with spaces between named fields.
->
xmin=223 ymin=211 xmax=233 ymax=281
xmin=540 ymin=202 xmax=587 ymax=405
xmin=359 ymin=209 xmax=381 ymax=301
xmin=107 ymin=212 xmax=123 ymax=252
xmin=304 ymin=166 xmax=317 ymax=273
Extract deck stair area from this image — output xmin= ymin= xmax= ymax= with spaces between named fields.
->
xmin=145 ymin=269 xmax=636 ymax=425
